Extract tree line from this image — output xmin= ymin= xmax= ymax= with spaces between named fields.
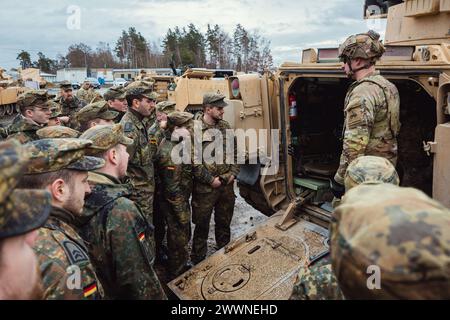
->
xmin=16 ymin=24 xmax=273 ymax=74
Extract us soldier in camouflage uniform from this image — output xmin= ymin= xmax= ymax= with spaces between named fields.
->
xmin=37 ymin=125 xmax=80 ymax=139
xmin=331 ymin=183 xmax=450 ymax=299
xmin=191 ymin=93 xmax=240 ymax=264
xmin=6 ymin=90 xmax=52 ymax=143
xmin=120 ymin=86 xmax=158 ymax=225
xmin=76 ymin=101 xmax=118 ymax=132
xmin=151 ymin=101 xmax=176 ymax=264
xmin=156 ymin=111 xmax=216 ymax=277
xmin=17 ymin=138 xmax=105 ymax=300
xmin=0 ymin=140 xmax=52 ymax=300
xmin=330 ymin=30 xmax=401 ymax=199
xmin=76 ymin=81 xmax=99 ymax=105
xmin=77 ymin=124 xmax=167 ymax=299
xmin=290 ymin=155 xmax=399 ymax=300
xmin=104 ymin=86 xmax=128 ymax=122
xmin=57 ymin=82 xmax=85 ymax=128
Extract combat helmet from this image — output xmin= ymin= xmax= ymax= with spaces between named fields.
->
xmin=338 ymin=30 xmax=385 ymax=63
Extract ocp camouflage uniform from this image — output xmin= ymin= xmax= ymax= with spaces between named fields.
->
xmin=331 ymin=183 xmax=450 ymax=299
xmin=290 ymin=255 xmax=345 ymax=300
xmin=191 ymin=94 xmax=240 ymax=263
xmin=6 ymin=115 xmax=42 ymax=143
xmin=156 ymin=112 xmax=215 ymax=276
xmin=334 ymin=71 xmax=401 ymax=184
xmin=78 ymin=171 xmax=167 ymax=299
xmin=34 ymin=206 xmax=104 ymax=300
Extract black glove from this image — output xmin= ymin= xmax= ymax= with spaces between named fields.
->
xmin=330 ymin=178 xmax=345 ymax=199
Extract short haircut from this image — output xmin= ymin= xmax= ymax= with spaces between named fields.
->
xmin=126 ymin=95 xmax=143 ymax=108
xmin=17 ymin=169 xmax=77 ymax=190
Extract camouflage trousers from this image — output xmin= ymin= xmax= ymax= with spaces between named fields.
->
xmin=290 ymin=255 xmax=345 ymax=300
xmin=165 ymin=195 xmax=192 ymax=277
xmin=191 ymin=184 xmax=236 ymax=264
xmin=153 ymin=188 xmax=167 ymax=260
xmin=130 ymin=187 xmax=155 ymax=246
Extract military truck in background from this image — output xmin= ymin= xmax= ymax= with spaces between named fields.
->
xmin=168 ymin=0 xmax=450 ymax=300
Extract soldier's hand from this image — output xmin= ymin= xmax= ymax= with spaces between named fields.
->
xmin=59 ymin=116 xmax=70 ymax=124
xmin=211 ymin=177 xmax=222 ymax=189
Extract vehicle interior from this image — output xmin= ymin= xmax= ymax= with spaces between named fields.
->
xmin=287 ymin=76 xmax=437 ymax=211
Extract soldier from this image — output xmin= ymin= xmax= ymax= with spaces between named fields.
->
xmin=330 ymin=30 xmax=401 ymax=199
xmin=76 ymin=101 xmax=118 ymax=132
xmin=191 ymin=93 xmax=240 ymax=264
xmin=331 ymin=183 xmax=450 ymax=299
xmin=7 ymin=90 xmax=52 ymax=143
xmin=0 ymin=140 xmax=52 ymax=299
xmin=17 ymin=138 xmax=105 ymax=300
xmin=47 ymin=100 xmax=62 ymax=127
xmin=37 ymin=125 xmax=80 ymax=139
xmin=120 ymin=86 xmax=158 ymax=224
xmin=77 ymin=124 xmax=167 ymax=299
xmin=76 ymin=80 xmax=99 ymax=105
xmin=290 ymin=155 xmax=399 ymax=300
xmin=57 ymin=82 xmax=85 ymax=128
xmin=104 ymin=86 xmax=128 ymax=122
xmin=156 ymin=112 xmax=213 ymax=277
xmin=151 ymin=100 xmax=176 ymax=263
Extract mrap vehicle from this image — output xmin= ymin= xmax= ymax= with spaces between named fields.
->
xmin=168 ymin=0 xmax=450 ymax=300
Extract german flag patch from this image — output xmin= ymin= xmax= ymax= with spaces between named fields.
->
xmin=83 ymin=282 xmax=98 ymax=298
xmin=138 ymin=231 xmax=145 ymax=242
xmin=150 ymin=138 xmax=157 ymax=145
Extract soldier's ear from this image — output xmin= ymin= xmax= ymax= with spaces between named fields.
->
xmin=25 ymin=108 xmax=34 ymax=118
xmin=49 ymin=178 xmax=66 ymax=202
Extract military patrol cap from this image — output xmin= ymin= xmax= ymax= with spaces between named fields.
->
xmin=59 ymin=81 xmax=72 ymax=90
xmin=126 ymin=80 xmax=154 ymax=89
xmin=0 ymin=140 xmax=51 ymax=239
xmin=25 ymin=138 xmax=105 ymax=174
xmin=80 ymin=124 xmax=133 ymax=155
xmin=344 ymin=156 xmax=399 ymax=191
xmin=76 ymin=101 xmax=119 ymax=124
xmin=125 ymin=86 xmax=158 ymax=101
xmin=156 ymin=101 xmax=176 ymax=114
xmin=17 ymin=90 xmax=52 ymax=109
xmin=167 ymin=111 xmax=194 ymax=127
xmin=331 ymin=183 xmax=450 ymax=299
xmin=203 ymin=92 xmax=228 ymax=108
xmin=36 ymin=126 xmax=80 ymax=139
xmin=104 ymin=86 xmax=126 ymax=101
xmin=338 ymin=30 xmax=385 ymax=62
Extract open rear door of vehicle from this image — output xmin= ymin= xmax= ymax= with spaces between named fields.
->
xmin=432 ymin=73 xmax=450 ymax=207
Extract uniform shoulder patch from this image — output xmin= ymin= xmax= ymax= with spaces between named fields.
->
xmin=61 ymin=240 xmax=90 ymax=265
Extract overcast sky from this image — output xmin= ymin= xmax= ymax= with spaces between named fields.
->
xmin=0 ymin=0 xmax=386 ymax=70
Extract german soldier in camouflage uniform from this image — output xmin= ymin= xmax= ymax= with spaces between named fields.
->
xmin=330 ymin=30 xmax=401 ymax=199
xmin=331 ymin=183 xmax=450 ymax=299
xmin=76 ymin=80 xmax=99 ymax=105
xmin=76 ymin=101 xmax=118 ymax=132
xmin=57 ymin=82 xmax=85 ymax=128
xmin=191 ymin=93 xmax=240 ymax=264
xmin=7 ymin=90 xmax=52 ymax=143
xmin=104 ymin=86 xmax=128 ymax=122
xmin=77 ymin=124 xmax=167 ymax=299
xmin=151 ymin=100 xmax=176 ymax=264
xmin=0 ymin=140 xmax=52 ymax=299
xmin=47 ymin=100 xmax=63 ymax=127
xmin=290 ymin=155 xmax=399 ymax=300
xmin=18 ymin=138 xmax=105 ymax=300
xmin=120 ymin=86 xmax=158 ymax=225
xmin=156 ymin=111 xmax=216 ymax=277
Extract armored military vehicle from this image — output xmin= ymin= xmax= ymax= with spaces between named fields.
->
xmin=168 ymin=0 xmax=450 ymax=300
xmin=0 ymin=68 xmax=29 ymax=117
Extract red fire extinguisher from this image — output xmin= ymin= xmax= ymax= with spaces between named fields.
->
xmin=289 ymin=93 xmax=297 ymax=121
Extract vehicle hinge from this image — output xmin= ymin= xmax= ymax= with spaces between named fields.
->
xmin=275 ymin=190 xmax=315 ymax=231
xmin=423 ymin=141 xmax=437 ymax=156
